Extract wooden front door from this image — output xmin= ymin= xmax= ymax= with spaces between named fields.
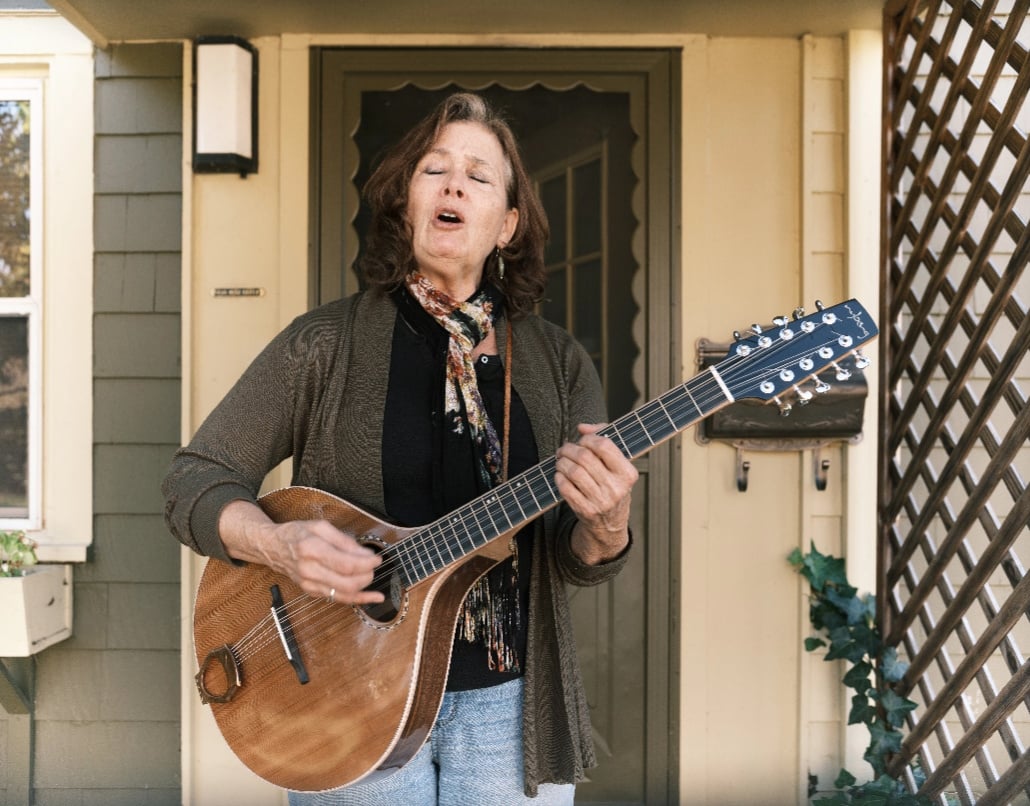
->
xmin=313 ymin=48 xmax=680 ymax=804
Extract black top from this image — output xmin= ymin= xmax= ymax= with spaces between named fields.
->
xmin=382 ymin=286 xmax=538 ymax=690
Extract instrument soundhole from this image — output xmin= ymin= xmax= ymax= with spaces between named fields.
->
xmin=357 ymin=538 xmax=406 ymax=625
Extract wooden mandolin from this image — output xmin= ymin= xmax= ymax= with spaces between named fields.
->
xmin=192 ymin=299 xmax=878 ymax=792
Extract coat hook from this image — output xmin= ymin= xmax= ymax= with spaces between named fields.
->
xmin=736 ymin=447 xmax=750 ymax=492
xmin=814 ymin=448 xmax=830 ymax=491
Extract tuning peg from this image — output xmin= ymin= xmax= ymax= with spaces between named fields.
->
xmin=853 ymin=351 xmax=871 ymax=370
xmin=793 ymin=385 xmax=813 ymax=405
xmin=751 ymin=323 xmax=763 ymax=336
xmin=733 ymin=330 xmax=743 ymax=341
xmin=775 ymin=396 xmax=792 ymax=417
xmin=814 ymin=379 xmax=831 ymax=394
xmin=793 ymin=307 xmax=805 ymax=320
xmin=815 ymin=300 xmax=825 ymax=311
xmin=832 ymin=362 xmax=852 ymax=381
xmin=773 ymin=315 xmax=788 ymax=328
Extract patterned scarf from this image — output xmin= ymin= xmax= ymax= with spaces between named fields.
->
xmin=405 ymin=271 xmax=521 ymax=673
xmin=405 ymin=271 xmax=504 ymax=488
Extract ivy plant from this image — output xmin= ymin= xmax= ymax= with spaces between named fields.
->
xmin=789 ymin=543 xmax=932 ymax=805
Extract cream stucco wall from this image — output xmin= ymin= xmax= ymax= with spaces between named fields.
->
xmin=679 ymin=33 xmax=881 ymax=805
xmin=679 ymin=36 xmax=802 ymax=804
xmin=180 ymin=32 xmax=881 ymax=805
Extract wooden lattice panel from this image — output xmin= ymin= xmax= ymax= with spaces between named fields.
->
xmin=882 ymin=1 xmax=1030 ymax=804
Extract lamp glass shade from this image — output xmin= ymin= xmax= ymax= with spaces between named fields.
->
xmin=193 ymin=38 xmax=257 ymax=174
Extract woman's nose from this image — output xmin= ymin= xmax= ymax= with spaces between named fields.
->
xmin=443 ymin=175 xmax=465 ymax=198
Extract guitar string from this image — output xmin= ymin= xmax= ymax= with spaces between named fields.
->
xmin=351 ymin=320 xmax=853 ymax=589
xmin=369 ymin=323 xmax=852 ymax=584
xmin=227 ymin=362 xmax=747 ymax=664
xmin=231 ymin=610 xmax=279 ymax=654
xmin=226 ymin=319 xmax=861 ymax=665
xmin=232 ymin=594 xmax=348 ymax=662
xmin=301 ymin=324 xmax=853 ymax=594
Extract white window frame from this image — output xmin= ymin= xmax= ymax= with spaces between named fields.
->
xmin=0 ymin=80 xmax=44 ymax=531
xmin=0 ymin=12 xmax=94 ymax=561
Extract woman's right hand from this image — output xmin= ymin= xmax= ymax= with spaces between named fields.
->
xmin=218 ymin=500 xmax=385 ymax=605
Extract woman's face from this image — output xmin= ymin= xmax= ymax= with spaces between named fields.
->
xmin=405 ymin=121 xmax=519 ymax=298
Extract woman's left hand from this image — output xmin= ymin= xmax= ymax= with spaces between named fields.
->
xmin=555 ymin=423 xmax=639 ymax=565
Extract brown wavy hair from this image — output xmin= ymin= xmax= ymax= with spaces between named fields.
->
xmin=359 ymin=92 xmax=549 ymax=318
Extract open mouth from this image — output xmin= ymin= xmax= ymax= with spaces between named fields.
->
xmin=436 ymin=210 xmax=463 ymax=224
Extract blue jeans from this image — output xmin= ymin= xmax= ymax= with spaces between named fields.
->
xmin=287 ymin=678 xmax=575 ymax=805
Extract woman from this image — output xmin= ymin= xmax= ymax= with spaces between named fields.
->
xmin=163 ymin=92 xmax=638 ymax=804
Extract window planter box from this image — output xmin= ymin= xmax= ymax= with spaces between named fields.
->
xmin=0 ymin=564 xmax=73 ymax=656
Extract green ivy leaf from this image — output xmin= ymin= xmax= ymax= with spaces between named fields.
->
xmin=826 ymin=625 xmax=868 ymax=664
xmin=880 ymin=646 xmax=909 ymax=683
xmin=862 ymin=773 xmax=902 ymax=794
xmin=849 ymin=775 xmax=909 ymax=805
xmin=812 ymin=599 xmax=850 ymax=631
xmin=860 ymin=774 xmax=934 ymax=805
xmin=825 ymin=585 xmax=863 ymax=619
xmin=878 ymin=687 xmax=919 ymax=728
xmin=866 ymin=719 xmax=904 ymax=776
xmin=849 ymin=692 xmax=876 ymax=726
xmin=851 ymin=621 xmax=882 ymax=658
xmin=813 ymin=794 xmax=851 ymax=806
xmin=798 ymin=543 xmax=848 ymax=592
xmin=834 ymin=768 xmax=857 ymax=789
xmin=852 ymin=789 xmax=891 ymax=806
xmin=806 ymin=636 xmax=828 ymax=652
xmin=862 ymin=593 xmax=877 ymax=623
xmin=788 ymin=546 xmax=805 ymax=569
xmin=843 ymin=661 xmax=874 ymax=694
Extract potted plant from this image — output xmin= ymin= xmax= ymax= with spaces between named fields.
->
xmin=0 ymin=530 xmax=73 ymax=656
xmin=1 ymin=529 xmax=39 ymax=577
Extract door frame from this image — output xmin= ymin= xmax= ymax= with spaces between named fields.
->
xmin=310 ymin=47 xmax=681 ymax=803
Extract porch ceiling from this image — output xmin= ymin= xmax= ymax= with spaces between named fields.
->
xmin=49 ymin=0 xmax=883 ymax=47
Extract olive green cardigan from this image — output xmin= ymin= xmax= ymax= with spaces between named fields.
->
xmin=162 ymin=289 xmax=632 ymax=795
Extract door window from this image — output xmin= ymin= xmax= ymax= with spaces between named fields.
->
xmin=537 ymin=146 xmax=607 ymax=388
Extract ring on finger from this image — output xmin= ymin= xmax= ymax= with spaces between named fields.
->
xmin=328 ymin=587 xmax=336 ymax=603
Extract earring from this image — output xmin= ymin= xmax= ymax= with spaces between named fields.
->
xmin=497 ymin=249 xmax=505 ymax=280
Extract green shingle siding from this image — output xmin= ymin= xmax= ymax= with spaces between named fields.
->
xmin=27 ymin=41 xmax=184 ymax=805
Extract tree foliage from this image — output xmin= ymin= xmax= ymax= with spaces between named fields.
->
xmin=0 ymin=99 xmax=31 ymax=298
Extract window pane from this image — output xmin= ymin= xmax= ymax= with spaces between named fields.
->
xmin=0 ymin=100 xmax=31 ymax=298
xmin=541 ymin=268 xmax=567 ymax=328
xmin=0 ymin=316 xmax=28 ymax=518
xmin=573 ymin=159 xmax=601 ymax=256
xmin=573 ymin=259 xmax=602 ymax=360
xmin=540 ymin=174 xmax=567 ymax=265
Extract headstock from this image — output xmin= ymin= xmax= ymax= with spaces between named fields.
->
xmin=713 ymin=299 xmax=878 ymax=414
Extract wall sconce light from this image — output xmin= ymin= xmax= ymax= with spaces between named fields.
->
xmin=192 ymin=36 xmax=258 ymax=177
xmin=695 ymin=338 xmax=869 ymax=492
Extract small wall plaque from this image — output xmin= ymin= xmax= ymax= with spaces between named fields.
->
xmin=213 ymin=288 xmax=265 ymax=298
